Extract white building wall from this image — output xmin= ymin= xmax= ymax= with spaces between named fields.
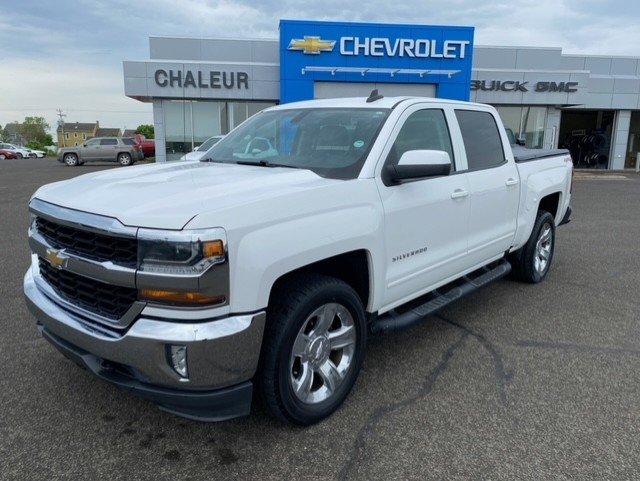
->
xmin=611 ymin=110 xmax=631 ymax=170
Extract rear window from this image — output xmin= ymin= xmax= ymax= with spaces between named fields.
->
xmin=100 ymin=139 xmax=118 ymax=146
xmin=122 ymin=138 xmax=136 ymax=146
xmin=455 ymin=110 xmax=506 ymax=170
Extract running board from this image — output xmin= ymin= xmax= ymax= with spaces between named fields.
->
xmin=370 ymin=260 xmax=512 ymax=334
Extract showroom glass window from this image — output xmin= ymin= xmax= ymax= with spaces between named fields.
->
xmin=163 ymin=100 xmax=276 ymax=161
xmin=495 ymin=106 xmax=547 ymax=149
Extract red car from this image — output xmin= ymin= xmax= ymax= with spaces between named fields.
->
xmin=0 ymin=149 xmax=18 ymax=159
xmin=133 ymin=134 xmax=155 ymax=158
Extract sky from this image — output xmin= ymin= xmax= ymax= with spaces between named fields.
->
xmin=1 ymin=0 xmax=640 ymax=138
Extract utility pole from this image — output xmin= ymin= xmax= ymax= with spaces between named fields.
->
xmin=56 ymin=109 xmax=66 ymax=147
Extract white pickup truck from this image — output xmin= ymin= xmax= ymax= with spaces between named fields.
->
xmin=24 ymin=93 xmax=572 ymax=425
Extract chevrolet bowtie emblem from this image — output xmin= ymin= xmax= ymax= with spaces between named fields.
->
xmin=46 ymin=248 xmax=69 ymax=270
xmin=288 ymin=36 xmax=336 ymax=54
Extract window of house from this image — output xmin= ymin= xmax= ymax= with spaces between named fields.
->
xmin=82 ymin=133 xmax=87 ymax=140
xmin=65 ymin=133 xmax=69 ymax=139
xmin=74 ymin=132 xmax=78 ymax=138
xmin=455 ymin=110 xmax=506 ymax=170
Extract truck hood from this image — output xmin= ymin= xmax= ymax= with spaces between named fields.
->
xmin=34 ymin=161 xmax=339 ymax=229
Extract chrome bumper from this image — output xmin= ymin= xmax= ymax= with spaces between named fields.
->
xmin=24 ymin=266 xmax=266 ymax=391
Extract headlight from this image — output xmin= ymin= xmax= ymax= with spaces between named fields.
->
xmin=138 ymin=228 xmax=226 ymax=276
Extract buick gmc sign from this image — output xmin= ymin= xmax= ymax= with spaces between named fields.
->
xmin=280 ymin=20 xmax=474 ymax=103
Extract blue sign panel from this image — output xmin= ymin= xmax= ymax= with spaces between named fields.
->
xmin=280 ymin=20 xmax=474 ymax=104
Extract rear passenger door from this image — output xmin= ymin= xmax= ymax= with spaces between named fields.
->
xmin=454 ymin=109 xmax=519 ymax=266
xmin=99 ymin=138 xmax=118 ymax=161
xmin=376 ymin=105 xmax=471 ymax=310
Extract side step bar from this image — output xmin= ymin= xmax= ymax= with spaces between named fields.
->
xmin=370 ymin=260 xmax=512 ymax=334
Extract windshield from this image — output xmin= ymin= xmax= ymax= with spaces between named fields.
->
xmin=203 ymin=108 xmax=390 ymax=179
xmin=196 ymin=136 xmax=223 ymax=152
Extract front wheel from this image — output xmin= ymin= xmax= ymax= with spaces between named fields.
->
xmin=259 ymin=274 xmax=367 ymax=425
xmin=118 ymin=153 xmax=132 ymax=166
xmin=63 ymin=153 xmax=79 ymax=166
xmin=0 ymin=154 xmax=5 ymax=160
xmin=16 ymin=152 xmax=23 ymax=159
xmin=510 ymin=210 xmax=556 ymax=283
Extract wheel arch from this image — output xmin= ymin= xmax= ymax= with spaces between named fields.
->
xmin=268 ymin=250 xmax=372 ymax=312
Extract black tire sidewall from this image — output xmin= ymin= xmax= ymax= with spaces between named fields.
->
xmin=264 ymin=276 xmax=367 ymax=425
xmin=64 ymin=154 xmax=77 ymax=166
xmin=522 ymin=211 xmax=556 ymax=283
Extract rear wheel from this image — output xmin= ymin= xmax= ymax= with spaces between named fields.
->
xmin=118 ymin=153 xmax=132 ymax=166
xmin=259 ymin=274 xmax=367 ymax=425
xmin=16 ymin=152 xmax=23 ymax=159
xmin=63 ymin=153 xmax=79 ymax=166
xmin=0 ymin=154 xmax=5 ymax=160
xmin=510 ymin=210 xmax=555 ymax=283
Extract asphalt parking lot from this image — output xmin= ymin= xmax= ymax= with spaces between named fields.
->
xmin=1 ymin=158 xmax=639 ymax=480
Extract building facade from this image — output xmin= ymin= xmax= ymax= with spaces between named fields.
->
xmin=123 ymin=20 xmax=640 ymax=169
xmin=56 ymin=122 xmax=126 ymax=147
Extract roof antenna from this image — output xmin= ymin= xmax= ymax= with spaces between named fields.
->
xmin=366 ymin=89 xmax=384 ymax=103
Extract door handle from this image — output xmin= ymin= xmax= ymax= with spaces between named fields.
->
xmin=451 ymin=189 xmax=469 ymax=199
xmin=505 ymin=178 xmax=519 ymax=186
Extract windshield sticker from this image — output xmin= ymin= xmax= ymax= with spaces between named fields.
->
xmin=353 ymin=140 xmax=365 ymax=148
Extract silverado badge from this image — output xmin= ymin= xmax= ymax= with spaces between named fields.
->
xmin=46 ymin=248 xmax=69 ymax=270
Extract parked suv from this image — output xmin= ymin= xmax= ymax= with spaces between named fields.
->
xmin=57 ymin=137 xmax=144 ymax=166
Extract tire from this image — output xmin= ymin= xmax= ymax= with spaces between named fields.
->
xmin=0 ymin=154 xmax=5 ymax=160
xmin=16 ymin=153 xmax=23 ymax=159
xmin=259 ymin=274 xmax=367 ymax=425
xmin=63 ymin=153 xmax=79 ymax=166
xmin=510 ymin=210 xmax=556 ymax=283
xmin=118 ymin=153 xmax=132 ymax=166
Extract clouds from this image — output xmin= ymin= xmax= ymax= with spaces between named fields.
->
xmin=1 ymin=0 xmax=639 ymax=136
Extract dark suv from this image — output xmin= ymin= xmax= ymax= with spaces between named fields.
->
xmin=57 ymin=137 xmax=144 ymax=166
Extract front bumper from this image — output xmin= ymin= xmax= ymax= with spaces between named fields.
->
xmin=24 ymin=267 xmax=266 ymax=421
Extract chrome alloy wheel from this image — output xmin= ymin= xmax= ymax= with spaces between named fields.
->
xmin=534 ymin=223 xmax=553 ymax=275
xmin=289 ymin=303 xmax=357 ymax=404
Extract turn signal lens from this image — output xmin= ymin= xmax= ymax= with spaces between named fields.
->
xmin=140 ymin=289 xmax=225 ymax=306
xmin=203 ymin=240 xmax=224 ymax=258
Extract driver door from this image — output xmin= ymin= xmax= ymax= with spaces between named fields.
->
xmin=376 ymin=106 xmax=470 ymax=310
xmin=80 ymin=138 xmax=101 ymax=160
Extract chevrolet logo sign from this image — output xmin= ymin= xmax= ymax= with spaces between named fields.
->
xmin=46 ymin=248 xmax=69 ymax=270
xmin=288 ymin=36 xmax=335 ymax=54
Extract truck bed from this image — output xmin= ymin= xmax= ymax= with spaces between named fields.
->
xmin=512 ymin=146 xmax=570 ymax=163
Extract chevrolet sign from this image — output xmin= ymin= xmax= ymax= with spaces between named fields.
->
xmin=288 ymin=35 xmax=469 ymax=59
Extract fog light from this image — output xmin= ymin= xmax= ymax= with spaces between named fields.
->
xmin=169 ymin=345 xmax=189 ymax=379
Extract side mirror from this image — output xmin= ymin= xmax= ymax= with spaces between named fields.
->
xmin=385 ymin=150 xmax=451 ymax=184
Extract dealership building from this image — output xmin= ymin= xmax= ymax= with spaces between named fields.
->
xmin=123 ymin=20 xmax=640 ymax=169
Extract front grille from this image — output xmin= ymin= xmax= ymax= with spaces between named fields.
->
xmin=36 ymin=217 xmax=137 ymax=267
xmin=39 ymin=257 xmax=137 ymax=320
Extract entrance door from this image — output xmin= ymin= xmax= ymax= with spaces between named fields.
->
xmin=376 ymin=106 xmax=470 ymax=310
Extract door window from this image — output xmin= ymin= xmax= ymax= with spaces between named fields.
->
xmin=455 ymin=110 xmax=505 ymax=170
xmin=387 ymin=109 xmax=454 ymax=169
xmin=100 ymin=139 xmax=117 ymax=146
xmin=85 ymin=139 xmax=100 ymax=146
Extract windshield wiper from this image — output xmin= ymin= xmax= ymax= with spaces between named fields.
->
xmin=235 ymin=159 xmax=303 ymax=169
xmin=200 ymin=158 xmax=226 ymax=163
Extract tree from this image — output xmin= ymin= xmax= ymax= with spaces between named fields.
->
xmin=21 ymin=116 xmax=50 ymax=145
xmin=135 ymin=124 xmax=154 ymax=139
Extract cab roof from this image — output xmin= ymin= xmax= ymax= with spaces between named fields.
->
xmin=266 ymin=96 xmax=487 ymax=111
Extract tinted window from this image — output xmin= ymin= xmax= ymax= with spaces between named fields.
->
xmin=387 ymin=109 xmax=454 ymax=168
xmin=100 ymin=139 xmax=117 ymax=146
xmin=122 ymin=138 xmax=136 ymax=146
xmin=85 ymin=139 xmax=100 ymax=146
xmin=455 ymin=110 xmax=505 ymax=170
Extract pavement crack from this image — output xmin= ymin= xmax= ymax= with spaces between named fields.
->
xmin=336 ymin=326 xmax=469 ymax=481
xmin=516 ymin=339 xmax=640 ymax=356
xmin=435 ymin=314 xmax=511 ymax=409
